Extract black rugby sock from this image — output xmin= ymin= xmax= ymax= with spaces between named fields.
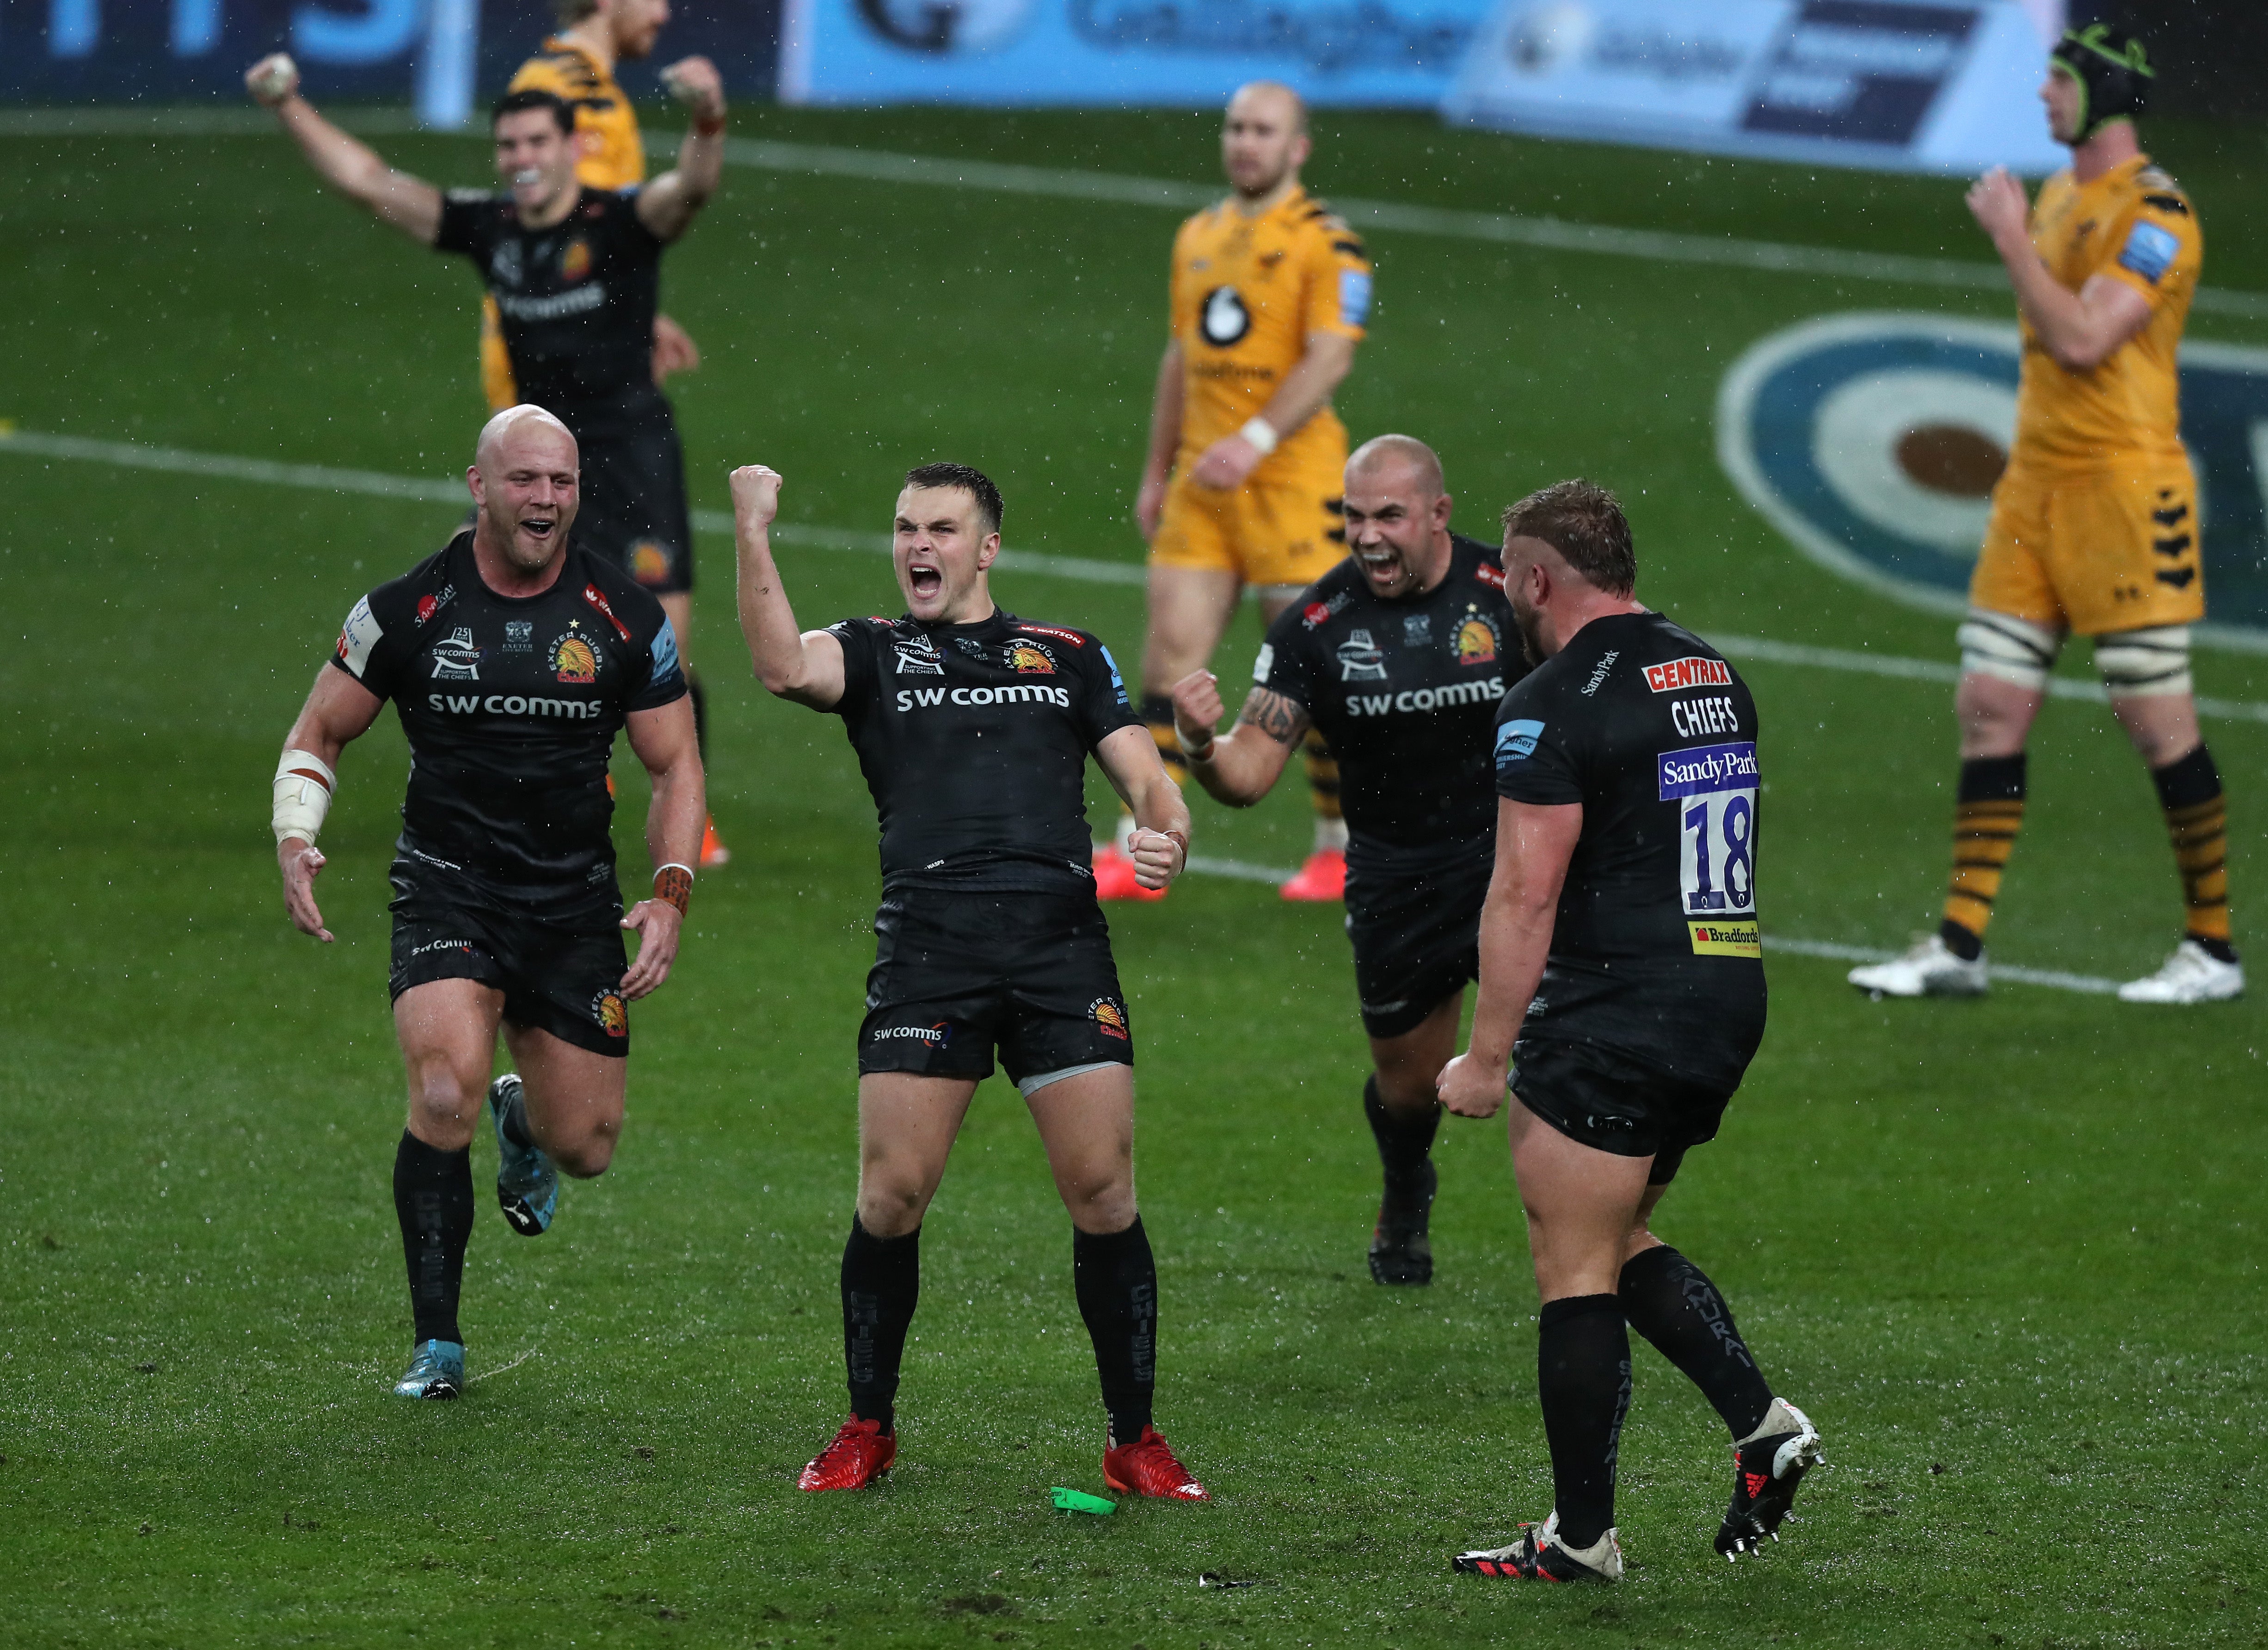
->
xmin=687 ymin=670 xmax=710 ymax=761
xmin=841 ymin=1216 xmax=920 ymax=1433
xmin=1074 ymin=1217 xmax=1158 ymax=1443
xmin=1617 ymin=1245 xmax=1773 ymax=1441
xmin=2151 ymin=744 xmax=2236 ymax=962
xmin=393 ymin=1131 xmax=473 ymax=1347
xmin=1536 ymin=1293 xmax=1632 ymax=1550
xmin=1363 ymin=1075 xmax=1440 ymax=1192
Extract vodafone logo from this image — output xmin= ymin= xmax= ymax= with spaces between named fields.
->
xmin=1643 ymin=656 xmax=1732 ymax=694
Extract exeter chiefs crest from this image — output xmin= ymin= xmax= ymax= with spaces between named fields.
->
xmin=1717 ymin=313 xmax=2268 ymax=643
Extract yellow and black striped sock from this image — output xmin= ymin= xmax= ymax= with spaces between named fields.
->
xmin=2152 ymin=744 xmax=2237 ymax=962
xmin=1302 ymin=727 xmax=1344 ymax=843
xmin=1139 ymin=693 xmax=1187 ymax=787
xmin=1940 ymin=753 xmax=2026 ymax=960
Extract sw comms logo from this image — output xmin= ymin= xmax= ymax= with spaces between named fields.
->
xmin=1717 ymin=313 xmax=2268 ymax=644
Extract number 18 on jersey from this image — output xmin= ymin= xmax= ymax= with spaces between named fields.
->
xmin=1659 ymin=740 xmax=1759 ymax=957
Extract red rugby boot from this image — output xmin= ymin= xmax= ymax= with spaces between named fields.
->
xmin=1092 ymin=844 xmax=1166 ymax=902
xmin=1102 ymin=1425 xmax=1209 ymax=1500
xmin=1279 ymin=847 xmax=1346 ymax=901
xmin=796 ymin=1415 xmax=896 ymax=1491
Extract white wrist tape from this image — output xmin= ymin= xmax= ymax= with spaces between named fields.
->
xmin=1238 ymin=417 xmax=1279 ymax=456
xmin=273 ymin=749 xmax=337 ymax=846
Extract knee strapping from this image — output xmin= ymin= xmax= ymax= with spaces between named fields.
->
xmin=1957 ymin=608 xmax=2063 ymax=691
xmin=2095 ymin=625 xmax=2194 ymax=699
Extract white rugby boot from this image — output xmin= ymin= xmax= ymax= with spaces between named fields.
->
xmin=2117 ymin=939 xmax=2243 ymax=1004
xmin=1847 ymin=934 xmax=1988 ymax=998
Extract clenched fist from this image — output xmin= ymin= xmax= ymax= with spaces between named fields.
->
xmin=245 ymin=53 xmax=300 ymax=107
xmin=730 ymin=464 xmax=783 ymax=526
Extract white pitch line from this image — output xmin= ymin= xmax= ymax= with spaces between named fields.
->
xmin=465 ymin=1347 xmax=541 ymax=1385
xmin=9 ymin=425 xmax=2267 ymax=720
xmin=4 ymin=107 xmax=2259 ymax=321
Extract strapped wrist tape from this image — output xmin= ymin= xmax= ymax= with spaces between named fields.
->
xmin=273 ymin=749 xmax=336 ymax=846
xmin=653 ymin=862 xmax=694 ymax=917
xmin=1238 ymin=417 xmax=1279 ymax=456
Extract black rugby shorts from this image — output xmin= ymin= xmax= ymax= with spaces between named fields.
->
xmin=858 ymin=887 xmax=1134 ymax=1087
xmin=388 ymin=862 xmax=631 ymax=1058
xmin=1344 ymin=843 xmax=1491 ymax=1040
xmin=1511 ymin=1037 xmax=1736 ymax=1186
xmin=572 ymin=406 xmax=695 ymax=597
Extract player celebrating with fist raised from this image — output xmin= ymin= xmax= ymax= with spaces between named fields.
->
xmin=273 ymin=406 xmax=703 ymax=1401
xmin=731 ymin=459 xmax=1207 ymax=1500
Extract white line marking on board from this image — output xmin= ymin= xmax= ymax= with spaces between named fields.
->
xmin=9 ymin=425 xmax=2268 ymax=720
xmin=5 ymin=108 xmax=2260 ymax=321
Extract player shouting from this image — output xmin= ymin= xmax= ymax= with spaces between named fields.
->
xmin=272 ymin=407 xmax=703 ymax=1400
xmin=1168 ymin=436 xmax=1521 ymax=1285
xmin=247 ymin=55 xmax=733 ymax=868
xmin=731 ymin=461 xmax=1208 ymax=1499
xmin=1438 ymin=482 xmax=1819 ymax=1582
xmin=1850 ymin=25 xmax=2238 ymax=1004
xmin=1100 ymin=80 xmax=1373 ymax=903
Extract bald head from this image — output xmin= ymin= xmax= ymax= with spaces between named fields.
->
xmin=476 ymin=403 xmax=578 ymax=476
xmin=1348 ymin=433 xmax=1444 ymax=499
xmin=1222 ymin=80 xmax=1311 ymax=201
xmin=468 ymin=405 xmax=580 ymax=578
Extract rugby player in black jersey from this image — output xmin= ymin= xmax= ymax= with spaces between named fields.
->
xmin=246 ymin=57 xmax=735 ymax=868
xmin=271 ymin=406 xmax=704 ymax=1401
xmin=731 ymin=459 xmax=1208 ymax=1500
xmin=1168 ymin=436 xmax=1519 ymax=1286
xmin=1436 ymin=481 xmax=1819 ymax=1583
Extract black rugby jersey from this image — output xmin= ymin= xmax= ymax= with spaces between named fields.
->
xmin=1494 ymin=610 xmax=1765 ymax=1086
xmin=1254 ymin=534 xmax=1524 ymax=853
xmin=435 ymin=187 xmax=663 ymax=418
xmin=826 ymin=610 xmax=1141 ymax=895
xmin=330 ymin=530 xmax=687 ymax=899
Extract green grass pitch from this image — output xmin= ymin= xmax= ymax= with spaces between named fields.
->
xmin=3 ymin=105 xmax=2266 ymax=1647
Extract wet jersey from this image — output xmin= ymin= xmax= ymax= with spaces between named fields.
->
xmin=508 ymin=40 xmax=645 ymax=190
xmin=330 ymin=531 xmax=687 ymax=901
xmin=1168 ymin=186 xmax=1370 ymax=479
xmin=436 ymin=186 xmax=664 ymax=418
xmin=1494 ymin=611 xmax=1765 ymax=1087
xmin=825 ymin=610 xmax=1141 ymax=895
xmin=1253 ymin=534 xmax=1523 ymax=854
xmin=2013 ymin=154 xmax=2200 ymax=472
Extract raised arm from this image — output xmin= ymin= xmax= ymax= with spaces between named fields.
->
xmin=246 ymin=55 xmax=443 ymax=244
xmin=1967 ymin=168 xmax=2151 ymax=371
xmin=731 ymin=465 xmax=846 ymax=710
xmin=636 ymin=57 xmax=727 ymax=243
xmin=1169 ymin=672 xmax=1306 ymax=806
xmin=274 ymin=662 xmax=386 ymax=942
xmin=1437 ymin=796 xmax=1582 ymax=1119
xmin=618 ymin=696 xmax=705 ymax=999
xmin=1095 ymin=724 xmax=1193 ymax=893
xmin=1134 ymin=339 xmax=1186 ymax=540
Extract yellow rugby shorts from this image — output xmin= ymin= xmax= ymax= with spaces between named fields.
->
xmin=1150 ymin=458 xmax=1348 ymax=589
xmin=1971 ymin=456 xmax=2204 ymax=635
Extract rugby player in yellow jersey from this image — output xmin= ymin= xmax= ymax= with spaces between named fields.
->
xmin=1098 ymin=80 xmax=1372 ymax=903
xmin=1850 ymin=25 xmax=2240 ymax=1006
xmin=489 ymin=0 xmax=731 ymax=868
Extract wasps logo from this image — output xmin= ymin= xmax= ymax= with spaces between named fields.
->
xmin=559 ymin=237 xmax=593 ymax=283
xmin=1006 ymin=641 xmax=1056 ymax=674
xmin=1455 ymin=617 xmax=1498 ymax=666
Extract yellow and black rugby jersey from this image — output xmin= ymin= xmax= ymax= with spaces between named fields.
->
xmin=1168 ymin=186 xmax=1371 ymax=471
xmin=509 ymin=39 xmax=645 ymax=191
xmin=330 ymin=531 xmax=686 ymax=896
xmin=2013 ymin=154 xmax=2200 ymax=471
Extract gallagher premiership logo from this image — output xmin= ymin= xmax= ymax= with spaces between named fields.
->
xmin=1717 ymin=313 xmax=2268 ymax=643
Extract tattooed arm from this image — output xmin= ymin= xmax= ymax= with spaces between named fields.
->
xmin=1167 ymin=671 xmax=1310 ymax=807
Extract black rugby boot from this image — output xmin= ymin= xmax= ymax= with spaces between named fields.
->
xmin=1368 ymin=1157 xmax=1437 ymax=1286
xmin=1716 ymin=1398 xmax=1824 ymax=1558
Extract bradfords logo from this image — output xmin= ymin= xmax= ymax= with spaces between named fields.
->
xmin=1717 ymin=313 xmax=2268 ymax=642
xmin=1657 ymin=740 xmax=1759 ymax=799
xmin=894 ymin=683 xmax=1072 ymax=711
xmin=1644 ymin=656 xmax=1732 ymax=693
